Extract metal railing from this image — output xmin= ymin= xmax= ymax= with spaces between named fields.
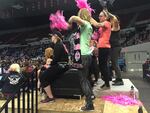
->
xmin=0 ymin=68 xmax=38 ymax=113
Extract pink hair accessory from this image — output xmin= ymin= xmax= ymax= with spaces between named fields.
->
xmin=49 ymin=10 xmax=68 ymax=31
xmin=75 ymin=0 xmax=94 ymax=13
xmin=101 ymin=94 xmax=142 ymax=106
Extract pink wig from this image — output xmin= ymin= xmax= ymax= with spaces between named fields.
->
xmin=75 ymin=0 xmax=94 ymax=13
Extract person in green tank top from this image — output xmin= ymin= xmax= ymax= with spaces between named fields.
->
xmin=80 ymin=20 xmax=93 ymax=55
xmin=68 ymin=8 xmax=94 ymax=111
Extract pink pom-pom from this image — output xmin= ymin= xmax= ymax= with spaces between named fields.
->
xmin=49 ymin=10 xmax=68 ymax=31
xmin=101 ymin=94 xmax=143 ymax=106
xmin=75 ymin=0 xmax=94 ymax=13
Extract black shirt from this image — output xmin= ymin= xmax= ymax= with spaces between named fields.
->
xmin=51 ymin=41 xmax=69 ymax=65
xmin=110 ymin=30 xmax=121 ymax=48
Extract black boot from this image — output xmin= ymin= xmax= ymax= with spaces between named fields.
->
xmin=112 ymin=79 xmax=124 ymax=86
xmin=80 ymin=103 xmax=94 ymax=111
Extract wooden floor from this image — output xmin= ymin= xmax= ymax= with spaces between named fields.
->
xmin=38 ymin=97 xmax=104 ymax=113
xmin=0 ymin=93 xmax=37 ymax=108
xmin=0 ymin=78 xmax=148 ymax=113
xmin=0 ymin=96 xmax=148 ymax=113
xmin=0 ymin=99 xmax=6 ymax=108
xmin=38 ymin=96 xmax=148 ymax=113
xmin=38 ymin=79 xmax=148 ymax=113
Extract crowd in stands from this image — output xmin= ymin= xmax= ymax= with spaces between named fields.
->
xmin=0 ymin=44 xmax=51 ymax=71
xmin=121 ymin=29 xmax=150 ymax=46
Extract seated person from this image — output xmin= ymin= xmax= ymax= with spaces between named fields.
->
xmin=40 ymin=30 xmax=69 ymax=103
xmin=37 ymin=47 xmax=53 ymax=92
xmin=1 ymin=63 xmax=25 ymax=98
xmin=22 ymin=60 xmax=34 ymax=77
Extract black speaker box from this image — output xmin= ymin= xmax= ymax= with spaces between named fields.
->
xmin=51 ymin=68 xmax=83 ymax=99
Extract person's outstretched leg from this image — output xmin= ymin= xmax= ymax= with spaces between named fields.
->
xmin=40 ymin=85 xmax=55 ymax=103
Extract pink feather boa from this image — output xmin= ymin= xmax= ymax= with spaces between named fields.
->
xmin=101 ymin=94 xmax=142 ymax=106
xmin=75 ymin=0 xmax=94 ymax=13
xmin=49 ymin=10 xmax=68 ymax=31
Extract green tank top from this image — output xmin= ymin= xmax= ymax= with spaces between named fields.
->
xmin=80 ymin=21 xmax=93 ymax=55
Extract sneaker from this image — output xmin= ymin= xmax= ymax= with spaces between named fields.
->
xmin=112 ymin=80 xmax=124 ymax=86
xmin=91 ymin=95 xmax=96 ymax=100
xmin=112 ymin=79 xmax=119 ymax=83
xmin=40 ymin=97 xmax=55 ymax=103
xmin=100 ymin=83 xmax=106 ymax=88
xmin=80 ymin=104 xmax=94 ymax=111
xmin=112 ymin=78 xmax=122 ymax=83
xmin=100 ymin=83 xmax=110 ymax=89
xmin=101 ymin=85 xmax=110 ymax=90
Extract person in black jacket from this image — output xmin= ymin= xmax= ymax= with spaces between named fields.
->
xmin=40 ymin=30 xmax=69 ymax=103
xmin=2 ymin=63 xmax=25 ymax=98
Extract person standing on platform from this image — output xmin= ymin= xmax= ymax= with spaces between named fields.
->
xmin=108 ymin=11 xmax=124 ymax=85
xmin=37 ymin=47 xmax=53 ymax=92
xmin=90 ymin=10 xmax=111 ymax=89
xmin=68 ymin=8 xmax=94 ymax=111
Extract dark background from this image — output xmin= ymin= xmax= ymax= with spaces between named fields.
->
xmin=0 ymin=0 xmax=150 ymax=44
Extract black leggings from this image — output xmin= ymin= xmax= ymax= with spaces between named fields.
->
xmin=98 ymin=48 xmax=110 ymax=87
xmin=40 ymin=64 xmax=69 ymax=88
xmin=81 ymin=55 xmax=93 ymax=104
xmin=110 ymin=47 xmax=122 ymax=79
